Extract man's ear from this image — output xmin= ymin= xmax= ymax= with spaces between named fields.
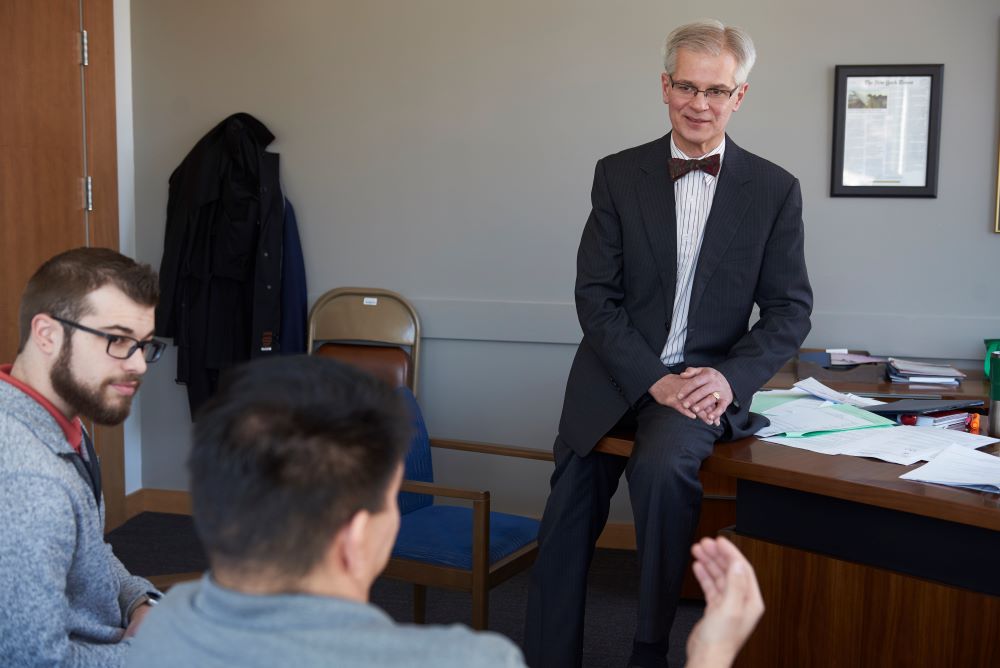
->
xmin=340 ymin=509 xmax=371 ymax=578
xmin=731 ymin=82 xmax=749 ymax=112
xmin=30 ymin=314 xmax=64 ymax=357
xmin=661 ymin=72 xmax=672 ymax=105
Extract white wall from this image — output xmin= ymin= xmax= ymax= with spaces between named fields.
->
xmin=128 ymin=0 xmax=1000 ymax=522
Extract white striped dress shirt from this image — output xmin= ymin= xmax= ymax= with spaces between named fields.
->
xmin=659 ymin=136 xmax=725 ymax=365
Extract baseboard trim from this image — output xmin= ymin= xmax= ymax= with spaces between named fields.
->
xmin=127 ymin=487 xmax=639 ymax=549
xmin=597 ymin=522 xmax=637 ymax=550
xmin=126 ymin=488 xmax=192 ymax=518
xmin=124 ymin=490 xmax=145 ymax=520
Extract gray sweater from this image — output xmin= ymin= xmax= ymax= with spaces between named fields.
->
xmin=127 ymin=575 xmax=526 ymax=667
xmin=0 ymin=380 xmax=156 ymax=667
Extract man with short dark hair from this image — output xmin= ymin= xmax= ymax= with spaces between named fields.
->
xmin=526 ymin=19 xmax=811 ymax=668
xmin=127 ymin=352 xmax=762 ymax=668
xmin=0 ymin=247 xmax=166 ymax=666
xmin=127 ymin=356 xmax=526 ymax=667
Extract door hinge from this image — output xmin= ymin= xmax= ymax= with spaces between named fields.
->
xmin=81 ymin=30 xmax=89 ymax=66
xmin=85 ymin=176 xmax=93 ymax=211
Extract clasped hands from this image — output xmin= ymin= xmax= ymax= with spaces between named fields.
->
xmin=648 ymin=367 xmax=732 ymax=426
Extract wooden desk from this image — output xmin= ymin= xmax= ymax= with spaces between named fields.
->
xmin=706 ymin=438 xmax=1000 ymax=667
xmin=593 ymin=360 xmax=998 ymax=663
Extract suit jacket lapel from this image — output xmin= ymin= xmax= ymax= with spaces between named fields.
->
xmin=636 ymin=135 xmax=677 ymax=320
xmin=688 ymin=136 xmax=752 ymax=318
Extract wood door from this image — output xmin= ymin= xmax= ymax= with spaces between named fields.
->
xmin=0 ymin=0 xmax=126 ymax=529
xmin=0 ymin=0 xmax=87 ymax=361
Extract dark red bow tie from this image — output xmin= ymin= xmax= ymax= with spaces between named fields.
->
xmin=668 ymin=153 xmax=721 ymax=181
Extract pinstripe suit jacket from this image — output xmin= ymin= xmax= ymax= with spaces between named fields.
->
xmin=558 ymin=133 xmax=813 ymax=456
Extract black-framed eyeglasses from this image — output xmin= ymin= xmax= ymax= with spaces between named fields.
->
xmin=51 ymin=316 xmax=166 ymax=363
xmin=667 ymin=77 xmax=740 ymax=105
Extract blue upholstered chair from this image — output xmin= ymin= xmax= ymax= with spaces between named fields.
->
xmin=307 ymin=287 xmax=547 ymax=630
xmin=388 ymin=387 xmax=542 ymax=629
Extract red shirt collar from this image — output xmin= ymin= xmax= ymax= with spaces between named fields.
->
xmin=0 ymin=364 xmax=83 ymax=454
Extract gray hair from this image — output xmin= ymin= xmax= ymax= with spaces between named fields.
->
xmin=662 ymin=19 xmax=756 ymax=84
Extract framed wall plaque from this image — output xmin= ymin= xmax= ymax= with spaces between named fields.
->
xmin=831 ymin=64 xmax=943 ymax=197
xmin=994 ymin=128 xmax=1000 ymax=232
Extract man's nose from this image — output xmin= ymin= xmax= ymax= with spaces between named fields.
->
xmin=690 ymin=90 xmax=711 ymax=110
xmin=123 ymin=349 xmax=148 ymax=375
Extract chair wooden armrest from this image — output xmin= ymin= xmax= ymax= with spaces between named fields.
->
xmin=398 ymin=479 xmax=492 ymax=604
xmin=400 ymin=479 xmax=489 ymax=502
xmin=430 ymin=438 xmax=554 ymax=462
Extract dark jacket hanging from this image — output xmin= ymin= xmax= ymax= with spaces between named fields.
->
xmin=279 ymin=199 xmax=308 ymax=355
xmin=156 ymin=113 xmax=284 ymax=415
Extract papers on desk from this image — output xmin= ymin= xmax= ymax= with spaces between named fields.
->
xmin=900 ymin=444 xmax=1000 ymax=493
xmin=887 ymin=358 xmax=965 ymax=386
xmin=750 ymin=387 xmax=812 ymax=413
xmin=793 ymin=377 xmax=884 ymax=408
xmin=757 ymin=399 xmax=893 ymax=438
xmin=751 ymin=379 xmax=892 ymax=438
xmin=764 ymin=426 xmax=998 ymax=466
xmin=830 ymin=352 xmax=886 ymax=366
xmin=751 ymin=379 xmax=999 ymax=466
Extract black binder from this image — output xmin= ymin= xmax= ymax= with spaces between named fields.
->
xmin=863 ymin=398 xmax=984 ymax=417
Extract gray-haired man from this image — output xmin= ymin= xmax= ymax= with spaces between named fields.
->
xmin=525 ymin=19 xmax=811 ymax=668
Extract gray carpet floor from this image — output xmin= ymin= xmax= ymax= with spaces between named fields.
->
xmin=109 ymin=512 xmax=704 ymax=667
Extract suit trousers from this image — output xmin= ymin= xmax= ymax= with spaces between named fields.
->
xmin=524 ymin=399 xmax=723 ymax=668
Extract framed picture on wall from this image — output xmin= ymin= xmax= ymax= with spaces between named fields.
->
xmin=831 ymin=64 xmax=943 ymax=197
xmin=995 ymin=130 xmax=1000 ymax=232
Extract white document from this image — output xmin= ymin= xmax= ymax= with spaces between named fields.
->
xmin=764 ymin=430 xmax=875 ymax=456
xmin=895 ymin=426 xmax=999 ymax=451
xmin=765 ymin=428 xmax=923 ymax=462
xmin=764 ymin=426 xmax=999 ymax=466
xmin=752 ymin=391 xmax=822 ymax=436
xmin=900 ymin=444 xmax=1000 ymax=493
xmin=793 ymin=377 xmax=884 ymax=408
xmin=757 ymin=401 xmax=891 ymax=437
xmin=835 ymin=427 xmax=960 ymax=465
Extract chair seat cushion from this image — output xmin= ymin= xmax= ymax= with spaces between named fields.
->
xmin=392 ymin=505 xmax=540 ymax=570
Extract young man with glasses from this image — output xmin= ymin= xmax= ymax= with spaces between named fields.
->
xmin=0 ymin=247 xmax=165 ymax=667
xmin=526 ymin=20 xmax=812 ymax=668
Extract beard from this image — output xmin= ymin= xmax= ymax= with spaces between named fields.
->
xmin=50 ymin=342 xmax=141 ymax=426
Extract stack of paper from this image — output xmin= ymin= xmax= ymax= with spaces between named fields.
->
xmin=900 ymin=444 xmax=1000 ymax=493
xmin=751 ymin=378 xmax=891 ymax=439
xmin=888 ymin=358 xmax=965 ymax=385
xmin=757 ymin=400 xmax=893 ymax=438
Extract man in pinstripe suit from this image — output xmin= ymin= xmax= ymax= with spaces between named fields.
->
xmin=524 ymin=20 xmax=812 ymax=668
